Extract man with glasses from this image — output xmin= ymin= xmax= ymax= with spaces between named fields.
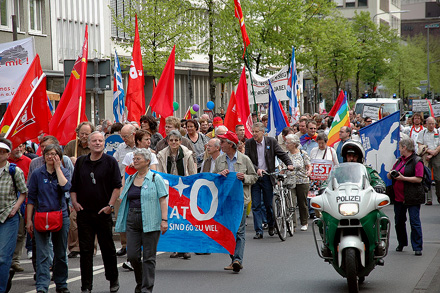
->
xmin=63 ymin=122 xmax=95 ymax=165
xmin=364 ymin=117 xmax=373 ymax=126
xmin=300 ymin=120 xmax=319 ymax=156
xmin=333 ymin=126 xmax=352 ymax=163
xmin=70 ymin=131 xmax=122 ymax=293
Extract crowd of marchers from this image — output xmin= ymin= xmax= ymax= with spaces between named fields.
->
xmin=0 ymin=109 xmax=433 ymax=293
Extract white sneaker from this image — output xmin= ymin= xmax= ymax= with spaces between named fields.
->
xmin=27 ymin=251 xmax=32 ymax=259
xmin=300 ymin=225 xmax=308 ymax=231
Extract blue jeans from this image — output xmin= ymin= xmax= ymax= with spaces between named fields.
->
xmin=231 ymin=205 xmax=246 ymax=264
xmin=34 ymin=216 xmax=70 ymax=292
xmin=0 ymin=213 xmax=19 ymax=292
xmin=394 ymin=202 xmax=423 ymax=251
xmin=251 ymin=175 xmax=274 ymax=234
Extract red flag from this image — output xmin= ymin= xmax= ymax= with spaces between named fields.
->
xmin=235 ymin=67 xmax=253 ymax=138
xmin=158 ymin=116 xmax=166 ymax=138
xmin=224 ymin=91 xmax=241 ymax=131
xmin=328 ymin=90 xmax=345 ymax=117
xmin=49 ymin=26 xmax=88 ymax=145
xmin=183 ymin=107 xmax=192 ymax=120
xmin=1 ymin=55 xmax=51 ymax=149
xmin=279 ymin=100 xmax=290 ymax=127
xmin=234 ymin=0 xmax=250 ymax=56
xmin=149 ymin=45 xmax=175 ymax=118
xmin=126 ymin=14 xmax=145 ymax=122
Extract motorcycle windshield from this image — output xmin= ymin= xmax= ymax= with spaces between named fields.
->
xmin=328 ymin=163 xmax=369 ymax=188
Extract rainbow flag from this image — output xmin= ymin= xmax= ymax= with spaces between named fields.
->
xmin=426 ymin=99 xmax=434 ymax=117
xmin=327 ymin=93 xmax=350 ymax=147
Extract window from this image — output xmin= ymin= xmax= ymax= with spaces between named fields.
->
xmin=29 ymin=0 xmax=42 ymax=32
xmin=0 ymin=1 xmax=8 ymax=27
xmin=358 ymin=0 xmax=368 ymax=7
xmin=0 ymin=0 xmax=21 ymax=30
xmin=334 ymin=0 xmax=344 ymax=7
xmin=346 ymin=0 xmax=356 ymax=7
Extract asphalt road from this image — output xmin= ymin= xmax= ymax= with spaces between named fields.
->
xmin=11 ymin=202 xmax=440 ymax=293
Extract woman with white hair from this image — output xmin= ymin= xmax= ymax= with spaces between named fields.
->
xmin=115 ymin=148 xmax=168 ymax=292
xmin=284 ymin=134 xmax=312 ymax=231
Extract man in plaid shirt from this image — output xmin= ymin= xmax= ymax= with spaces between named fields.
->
xmin=0 ymin=138 xmax=28 ymax=292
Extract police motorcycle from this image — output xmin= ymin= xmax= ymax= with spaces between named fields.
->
xmin=310 ymin=162 xmax=391 ymax=293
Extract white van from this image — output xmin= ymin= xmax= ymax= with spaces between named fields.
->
xmin=354 ymin=98 xmax=403 ymax=119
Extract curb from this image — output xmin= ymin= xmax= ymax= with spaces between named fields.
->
xmin=413 ymin=246 xmax=440 ymax=292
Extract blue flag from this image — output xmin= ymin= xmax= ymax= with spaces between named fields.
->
xmin=113 ymin=50 xmax=125 ymax=123
xmin=156 ymin=172 xmax=244 ymax=254
xmin=286 ymin=46 xmax=299 ymax=123
xmin=267 ymin=80 xmax=287 ymax=137
xmin=359 ymin=111 xmax=400 ymax=186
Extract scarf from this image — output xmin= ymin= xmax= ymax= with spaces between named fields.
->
xmin=167 ymin=146 xmax=185 ymax=176
xmin=300 ymin=133 xmax=318 ymax=146
xmin=410 ymin=125 xmax=423 ymax=138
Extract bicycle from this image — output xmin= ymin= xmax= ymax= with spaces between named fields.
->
xmin=264 ymin=170 xmax=295 ymax=241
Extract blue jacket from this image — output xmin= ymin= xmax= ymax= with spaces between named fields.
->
xmin=115 ymin=170 xmax=168 ymax=233
xmin=27 ymin=165 xmax=71 ymax=218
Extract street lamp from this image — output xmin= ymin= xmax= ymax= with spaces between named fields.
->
xmin=372 ymin=10 xmax=410 ymax=23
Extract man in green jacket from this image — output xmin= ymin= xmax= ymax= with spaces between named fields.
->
xmin=213 ymin=131 xmax=257 ymax=273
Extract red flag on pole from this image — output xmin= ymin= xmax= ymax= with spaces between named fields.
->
xmin=183 ymin=107 xmax=192 ymax=120
xmin=49 ymin=26 xmax=88 ymax=145
xmin=234 ymin=0 xmax=251 ymax=56
xmin=126 ymin=14 xmax=145 ymax=122
xmin=279 ymin=100 xmax=290 ymax=127
xmin=235 ymin=67 xmax=253 ymax=138
xmin=149 ymin=45 xmax=175 ymax=119
xmin=224 ymin=91 xmax=241 ymax=131
xmin=1 ymin=55 xmax=52 ymax=149
xmin=328 ymin=90 xmax=345 ymax=117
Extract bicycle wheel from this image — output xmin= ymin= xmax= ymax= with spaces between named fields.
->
xmin=272 ymin=190 xmax=287 ymax=241
xmin=285 ymin=189 xmax=295 ymax=237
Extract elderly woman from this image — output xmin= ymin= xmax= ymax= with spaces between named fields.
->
xmin=157 ymin=130 xmax=196 ymax=259
xmin=388 ymin=138 xmax=424 ymax=256
xmin=140 ymin=115 xmax=163 ymax=151
xmin=26 ymin=144 xmax=71 ymax=293
xmin=185 ymin=119 xmax=209 ymax=172
xmin=310 ymin=133 xmax=338 ymax=165
xmin=123 ymin=129 xmax=159 ymax=176
xmin=115 ymin=148 xmax=168 ymax=292
xmin=284 ymin=134 xmax=312 ymax=232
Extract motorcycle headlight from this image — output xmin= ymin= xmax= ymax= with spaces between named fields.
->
xmin=339 ymin=203 xmax=359 ymax=216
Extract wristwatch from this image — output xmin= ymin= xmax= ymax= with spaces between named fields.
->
xmin=108 ymin=204 xmax=114 ymax=212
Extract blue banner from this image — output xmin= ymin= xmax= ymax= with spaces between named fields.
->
xmin=104 ymin=134 xmax=123 ymax=156
xmin=359 ymin=111 xmax=400 ymax=186
xmin=155 ymin=171 xmax=244 ymax=254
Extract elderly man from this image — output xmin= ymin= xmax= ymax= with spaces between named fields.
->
xmin=201 ymin=138 xmax=221 ymax=173
xmin=64 ymin=122 xmax=95 ymax=164
xmin=245 ymin=122 xmax=293 ymax=239
xmin=214 ymin=131 xmax=257 ymax=272
xmin=71 ymin=131 xmax=122 ymax=293
xmin=333 ymin=126 xmax=352 ymax=163
xmin=417 ymin=116 xmax=440 ymax=205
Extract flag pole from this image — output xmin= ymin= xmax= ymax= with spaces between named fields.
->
xmin=5 ymin=74 xmax=46 ymax=138
xmin=243 ymin=50 xmax=258 ymax=118
xmin=74 ymin=95 xmax=82 ymax=158
xmin=145 ymin=105 xmax=150 ymax=115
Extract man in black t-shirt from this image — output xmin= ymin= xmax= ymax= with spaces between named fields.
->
xmin=71 ymin=131 xmax=122 ymax=293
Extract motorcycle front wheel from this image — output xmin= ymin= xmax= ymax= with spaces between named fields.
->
xmin=345 ymin=248 xmax=359 ymax=293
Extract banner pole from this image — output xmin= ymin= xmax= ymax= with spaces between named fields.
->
xmin=244 ymin=50 xmax=258 ymax=118
xmin=5 ymin=74 xmax=46 ymax=138
xmin=145 ymin=105 xmax=150 ymax=115
xmin=75 ymin=95 xmax=82 ymax=158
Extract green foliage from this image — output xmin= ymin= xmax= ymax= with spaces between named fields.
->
xmin=111 ymin=0 xmax=200 ymax=78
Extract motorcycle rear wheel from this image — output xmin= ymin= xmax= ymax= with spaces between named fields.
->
xmin=345 ymin=248 xmax=359 ymax=293
xmin=272 ymin=194 xmax=286 ymax=241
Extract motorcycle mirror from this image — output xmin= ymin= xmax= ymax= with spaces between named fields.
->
xmin=331 ymin=177 xmax=339 ymax=191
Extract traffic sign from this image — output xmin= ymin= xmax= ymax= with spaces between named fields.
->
xmin=420 ymin=80 xmax=428 ymax=84
xmin=425 ymin=24 xmax=440 ymax=29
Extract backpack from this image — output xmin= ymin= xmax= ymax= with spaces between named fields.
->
xmin=416 ymin=157 xmax=432 ymax=192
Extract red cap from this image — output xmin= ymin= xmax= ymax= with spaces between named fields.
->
xmin=217 ymin=131 xmax=239 ymax=144
xmin=213 ymin=117 xmax=223 ymax=126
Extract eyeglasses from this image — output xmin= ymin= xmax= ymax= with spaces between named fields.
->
xmin=121 ymin=133 xmax=133 ymax=139
xmin=169 ymin=139 xmax=180 ymax=142
xmin=133 ymin=157 xmax=144 ymax=161
xmin=45 ymin=152 xmax=57 ymax=157
xmin=90 ymin=172 xmax=96 ymax=184
xmin=365 ymin=120 xmax=372 ymax=123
